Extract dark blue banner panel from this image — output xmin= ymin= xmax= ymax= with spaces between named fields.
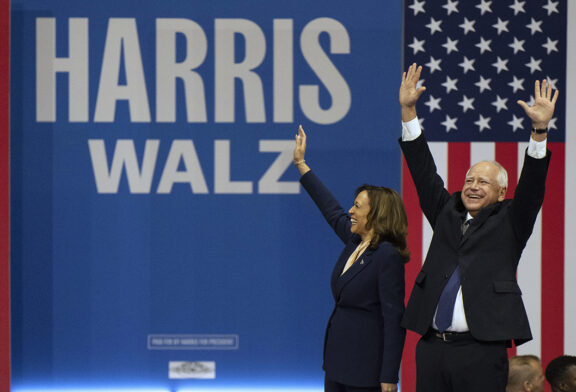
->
xmin=10 ymin=0 xmax=402 ymax=390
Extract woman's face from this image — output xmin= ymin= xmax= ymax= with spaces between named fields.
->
xmin=349 ymin=190 xmax=371 ymax=239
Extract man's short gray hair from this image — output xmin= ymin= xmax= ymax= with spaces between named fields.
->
xmin=466 ymin=160 xmax=508 ymax=188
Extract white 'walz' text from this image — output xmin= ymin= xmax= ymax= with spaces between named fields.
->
xmin=88 ymin=139 xmax=297 ymax=194
xmin=37 ymin=17 xmax=351 ymax=125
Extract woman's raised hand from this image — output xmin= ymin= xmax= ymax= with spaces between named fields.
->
xmin=293 ymin=125 xmax=310 ymax=175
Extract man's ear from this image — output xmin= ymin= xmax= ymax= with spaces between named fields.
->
xmin=498 ymin=186 xmax=507 ymax=202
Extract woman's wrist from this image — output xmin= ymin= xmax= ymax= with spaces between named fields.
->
xmin=294 ymin=160 xmax=310 ymax=176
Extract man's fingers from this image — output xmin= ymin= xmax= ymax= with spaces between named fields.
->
xmin=406 ymin=63 xmax=418 ymax=81
xmin=414 ymin=65 xmax=422 ymax=80
xmin=517 ymin=99 xmax=530 ymax=113
xmin=406 ymin=63 xmax=414 ymax=79
xmin=541 ymin=79 xmax=548 ymax=99
xmin=552 ymin=89 xmax=559 ymax=105
xmin=412 ymin=86 xmax=426 ymax=100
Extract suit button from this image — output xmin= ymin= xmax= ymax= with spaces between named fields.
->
xmin=444 ymin=274 xmax=449 ymax=279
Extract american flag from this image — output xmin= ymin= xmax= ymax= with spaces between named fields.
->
xmin=401 ymin=1 xmax=567 ymax=391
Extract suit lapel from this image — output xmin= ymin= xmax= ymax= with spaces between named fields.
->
xmin=334 ymin=247 xmax=374 ymax=294
xmin=459 ymin=202 xmax=502 ymax=246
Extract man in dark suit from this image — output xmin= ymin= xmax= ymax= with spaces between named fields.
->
xmin=398 ymin=63 xmax=559 ymax=392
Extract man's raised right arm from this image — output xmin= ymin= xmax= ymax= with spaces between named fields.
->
xmin=399 ymin=63 xmax=427 ymax=140
xmin=398 ymin=63 xmax=450 ymax=226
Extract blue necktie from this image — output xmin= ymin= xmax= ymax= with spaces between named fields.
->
xmin=435 ymin=266 xmax=461 ymax=332
xmin=435 ymin=219 xmax=472 ymax=332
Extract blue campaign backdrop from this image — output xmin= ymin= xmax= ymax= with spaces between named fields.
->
xmin=10 ymin=0 xmax=401 ymax=390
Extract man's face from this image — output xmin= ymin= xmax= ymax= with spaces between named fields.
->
xmin=529 ymin=361 xmax=545 ymax=392
xmin=461 ymin=161 xmax=506 ymax=217
xmin=563 ymin=365 xmax=576 ymax=392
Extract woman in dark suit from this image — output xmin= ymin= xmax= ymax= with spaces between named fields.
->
xmin=293 ymin=125 xmax=408 ymax=392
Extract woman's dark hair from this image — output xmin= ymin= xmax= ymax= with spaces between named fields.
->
xmin=355 ymin=185 xmax=410 ymax=263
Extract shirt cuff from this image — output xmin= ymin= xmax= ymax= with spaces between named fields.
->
xmin=401 ymin=117 xmax=422 ymax=141
xmin=527 ymin=137 xmax=547 ymax=159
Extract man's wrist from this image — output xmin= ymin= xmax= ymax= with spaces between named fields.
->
xmin=532 ymin=121 xmax=549 ymax=130
xmin=530 ymin=130 xmax=547 ymax=143
xmin=401 ymin=106 xmax=417 ymax=123
xmin=401 ymin=116 xmax=422 ymax=141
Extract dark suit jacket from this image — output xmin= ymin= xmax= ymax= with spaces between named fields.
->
xmin=400 ymin=134 xmax=550 ymax=345
xmin=300 ymin=171 xmax=406 ymax=386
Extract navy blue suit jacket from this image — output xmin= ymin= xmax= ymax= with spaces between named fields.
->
xmin=300 ymin=171 xmax=406 ymax=386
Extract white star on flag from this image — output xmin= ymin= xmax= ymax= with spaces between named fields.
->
xmin=508 ymin=76 xmax=525 ymax=93
xmin=426 ymin=56 xmax=442 ymax=73
xmin=492 ymin=57 xmax=509 ymax=74
xmin=458 ymin=95 xmax=475 ymax=112
xmin=476 ymin=37 xmax=492 ymax=54
xmin=492 ymin=17 xmax=509 ymax=34
xmin=409 ymin=0 xmax=426 ymax=15
xmin=441 ymin=76 xmax=459 ymax=93
xmin=507 ymin=114 xmax=524 ymax=132
xmin=476 ymin=0 xmax=492 ymax=15
xmin=442 ymin=0 xmax=459 ymax=15
xmin=426 ymin=17 xmax=443 ymax=34
xmin=424 ymin=95 xmax=442 ymax=112
xmin=441 ymin=115 xmax=458 ymax=132
xmin=474 ymin=114 xmax=491 ymax=132
xmin=542 ymin=38 xmax=559 ymax=54
xmin=491 ymin=95 xmax=508 ymax=113
xmin=525 ymin=57 xmax=543 ymax=74
xmin=409 ymin=37 xmax=426 ymax=54
xmin=510 ymin=0 xmax=526 ymax=15
xmin=459 ymin=17 xmax=476 ymax=34
xmin=442 ymin=37 xmax=459 ymax=54
xmin=509 ymin=37 xmax=526 ymax=54
xmin=475 ymin=76 xmax=491 ymax=93
xmin=542 ymin=0 xmax=559 ymax=16
xmin=459 ymin=56 xmax=475 ymax=73
xmin=526 ymin=18 xmax=543 ymax=35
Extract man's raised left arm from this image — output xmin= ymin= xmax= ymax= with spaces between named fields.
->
xmin=518 ymin=79 xmax=559 ymax=157
xmin=512 ymin=79 xmax=559 ymax=244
